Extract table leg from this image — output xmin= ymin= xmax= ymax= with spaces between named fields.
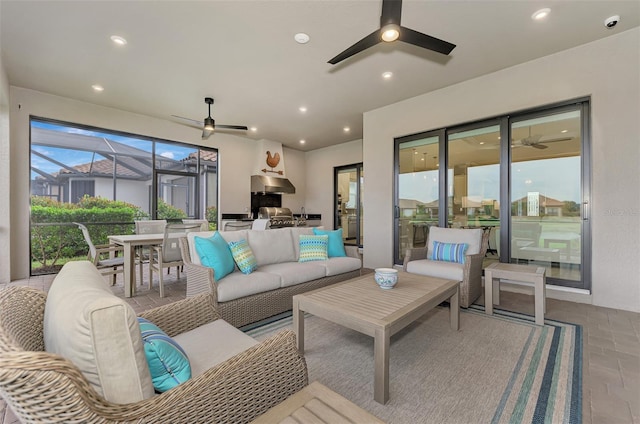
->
xmin=293 ymin=297 xmax=304 ymax=353
xmin=123 ymin=242 xmax=135 ymax=298
xmin=450 ymin=285 xmax=459 ymax=331
xmin=485 ymin=270 xmax=494 ymax=316
xmin=374 ymin=327 xmax=390 ymax=404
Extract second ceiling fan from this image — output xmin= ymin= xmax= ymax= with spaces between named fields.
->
xmin=328 ymin=0 xmax=456 ymax=65
xmin=172 ymin=97 xmax=248 ymax=140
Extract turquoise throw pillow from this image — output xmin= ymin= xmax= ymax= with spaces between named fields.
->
xmin=228 ymin=239 xmax=258 ymax=274
xmin=313 ymin=228 xmax=347 ymax=257
xmin=430 ymin=241 xmax=468 ymax=264
xmin=194 ymin=232 xmax=235 ymax=281
xmin=137 ymin=317 xmax=191 ymax=393
xmin=299 ymin=234 xmax=328 ymax=262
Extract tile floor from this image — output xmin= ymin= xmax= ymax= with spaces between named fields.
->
xmin=1 ymin=267 xmax=638 ymax=424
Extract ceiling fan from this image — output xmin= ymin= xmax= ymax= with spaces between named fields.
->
xmin=172 ymin=97 xmax=248 ymax=140
xmin=328 ymin=0 xmax=456 ymax=65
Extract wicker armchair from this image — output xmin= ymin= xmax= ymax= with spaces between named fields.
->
xmin=0 ymin=286 xmax=308 ymax=423
xmin=403 ymin=227 xmax=489 ymax=308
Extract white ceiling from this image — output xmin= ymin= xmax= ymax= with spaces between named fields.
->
xmin=1 ymin=1 xmax=638 ymax=151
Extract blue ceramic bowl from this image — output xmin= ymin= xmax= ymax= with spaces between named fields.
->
xmin=374 ymin=268 xmax=398 ymax=289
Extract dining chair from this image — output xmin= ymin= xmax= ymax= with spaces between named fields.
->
xmin=73 ymin=222 xmax=127 ymax=285
xmin=134 ymin=219 xmax=167 ymax=285
xmin=182 ymin=218 xmax=209 ymax=231
xmin=149 ymin=223 xmax=201 ymax=297
xmin=224 ymin=221 xmax=253 ymax=231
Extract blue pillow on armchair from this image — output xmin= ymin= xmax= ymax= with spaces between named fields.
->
xmin=430 ymin=241 xmax=468 ymax=264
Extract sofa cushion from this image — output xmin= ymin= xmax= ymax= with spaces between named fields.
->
xmin=313 ymin=228 xmax=347 ymax=257
xmin=299 ymin=234 xmax=329 ymax=262
xmin=260 ymin=262 xmax=328 ymax=288
xmin=43 ymin=261 xmax=154 ymax=404
xmin=290 ymin=227 xmax=316 ymax=259
xmin=228 ymin=239 xmax=258 ymax=274
xmin=430 ymin=241 xmax=468 ymax=264
xmin=248 ymin=228 xmax=296 ymax=266
xmin=405 ymin=259 xmax=464 ymax=282
xmin=173 ymin=319 xmax=258 ymax=378
xmin=194 ymin=233 xmax=235 ymax=281
xmin=216 ymin=271 xmax=282 ymax=302
xmin=137 ymin=317 xmax=191 ymax=392
xmin=427 ymin=227 xmax=483 ymax=257
xmin=323 ymin=257 xmax=362 ymax=276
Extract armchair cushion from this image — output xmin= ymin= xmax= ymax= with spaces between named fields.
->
xmin=427 ymin=227 xmax=483 ymax=257
xmin=430 ymin=241 xmax=468 ymax=264
xmin=173 ymin=319 xmax=259 ymax=377
xmin=137 ymin=317 xmax=191 ymax=393
xmin=405 ymin=259 xmax=464 ymax=281
xmin=43 ymin=261 xmax=154 ymax=404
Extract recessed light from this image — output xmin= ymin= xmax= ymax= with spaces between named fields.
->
xmin=561 ymin=129 xmax=568 ymax=133
xmin=294 ymin=33 xmax=310 ymax=44
xmin=343 ymin=127 xmax=350 ymax=133
xmin=299 ymin=139 xmax=306 ymax=144
xmin=299 ymin=106 xmax=307 ymax=113
xmin=532 ymin=8 xmax=550 ymax=20
xmin=382 ymin=71 xmax=393 ymax=79
xmin=92 ymin=84 xmax=104 ymax=92
xmin=250 ymin=127 xmax=257 ymax=132
xmin=479 ymin=142 xmax=485 ymax=145
xmin=110 ymin=35 xmax=127 ymax=45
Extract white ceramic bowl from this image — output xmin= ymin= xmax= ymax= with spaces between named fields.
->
xmin=374 ymin=268 xmax=398 ymax=289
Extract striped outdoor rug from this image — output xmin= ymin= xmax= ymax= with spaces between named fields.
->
xmin=246 ymin=305 xmax=582 ymax=424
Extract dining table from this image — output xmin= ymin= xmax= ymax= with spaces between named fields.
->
xmin=108 ymin=233 xmax=165 ymax=297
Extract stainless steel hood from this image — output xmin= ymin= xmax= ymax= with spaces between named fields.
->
xmin=251 ymin=175 xmax=296 ymax=194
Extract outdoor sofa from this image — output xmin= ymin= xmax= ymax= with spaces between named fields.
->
xmin=180 ymin=226 xmax=362 ymax=328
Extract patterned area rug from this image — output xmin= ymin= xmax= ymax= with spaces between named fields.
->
xmin=247 ymin=305 xmax=582 ymax=424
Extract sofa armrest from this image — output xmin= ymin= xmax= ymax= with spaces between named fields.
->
xmin=180 ymin=237 xmax=220 ymax=300
xmin=344 ymin=245 xmax=361 ymax=261
xmin=0 ymin=331 xmax=308 ymax=423
xmin=139 ymin=293 xmax=220 ymax=338
xmin=402 ymin=247 xmax=428 ymax=271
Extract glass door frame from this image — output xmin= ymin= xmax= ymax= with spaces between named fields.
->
xmin=503 ymin=101 xmax=591 ymax=290
xmin=153 ymin=169 xmax=200 ymax=220
xmin=333 ymin=163 xmax=364 ymax=247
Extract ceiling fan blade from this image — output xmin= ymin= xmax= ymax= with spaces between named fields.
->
xmin=171 ymin=115 xmax=204 ymax=126
xmin=380 ymin=0 xmax=402 ymax=27
xmin=328 ymin=29 xmax=381 ymax=65
xmin=216 ymin=124 xmax=248 ymax=131
xmin=399 ymin=26 xmax=456 ymax=55
xmin=531 ymin=143 xmax=548 ymax=149
xmin=202 ymin=128 xmax=213 ymax=140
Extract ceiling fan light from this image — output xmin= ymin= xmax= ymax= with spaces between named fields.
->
xmin=381 ymin=24 xmax=400 ymax=42
xmin=203 ymin=117 xmax=215 ymax=131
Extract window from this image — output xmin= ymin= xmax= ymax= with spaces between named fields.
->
xmin=29 ymin=118 xmax=218 ymax=275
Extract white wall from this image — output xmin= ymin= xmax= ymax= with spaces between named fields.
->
xmin=304 ymin=139 xmax=363 ymax=227
xmin=8 ymin=87 xmax=305 ymax=279
xmin=0 ymin=55 xmax=11 ymax=284
xmin=363 ymin=28 xmax=640 ymax=312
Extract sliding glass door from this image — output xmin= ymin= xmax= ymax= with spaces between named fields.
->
xmin=335 ymin=163 xmax=364 ymax=247
xmin=509 ymin=107 xmax=587 ymax=287
xmin=393 ymin=99 xmax=591 ymax=290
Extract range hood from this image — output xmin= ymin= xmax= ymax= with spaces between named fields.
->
xmin=251 ymin=175 xmax=296 ymax=194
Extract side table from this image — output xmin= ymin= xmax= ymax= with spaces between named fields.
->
xmin=250 ymin=381 xmax=385 ymax=423
xmin=484 ymin=262 xmax=546 ymax=325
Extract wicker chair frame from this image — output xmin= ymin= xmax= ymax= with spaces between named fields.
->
xmin=0 ymin=286 xmax=308 ymax=423
xmin=179 ymin=237 xmax=362 ymax=328
xmin=403 ymin=230 xmax=490 ymax=308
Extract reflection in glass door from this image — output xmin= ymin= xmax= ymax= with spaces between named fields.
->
xmin=156 ymin=172 xmax=197 ymax=219
xmin=447 ymin=123 xmax=501 ymax=267
xmin=335 ymin=164 xmax=363 ymax=246
xmin=510 ymin=109 xmax=585 ymax=286
xmin=394 ymin=133 xmax=441 ymax=264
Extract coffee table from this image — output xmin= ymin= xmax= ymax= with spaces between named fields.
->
xmin=293 ymin=271 xmax=459 ymax=404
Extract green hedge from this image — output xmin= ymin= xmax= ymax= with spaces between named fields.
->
xmin=30 ymin=196 xmax=145 ymax=271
